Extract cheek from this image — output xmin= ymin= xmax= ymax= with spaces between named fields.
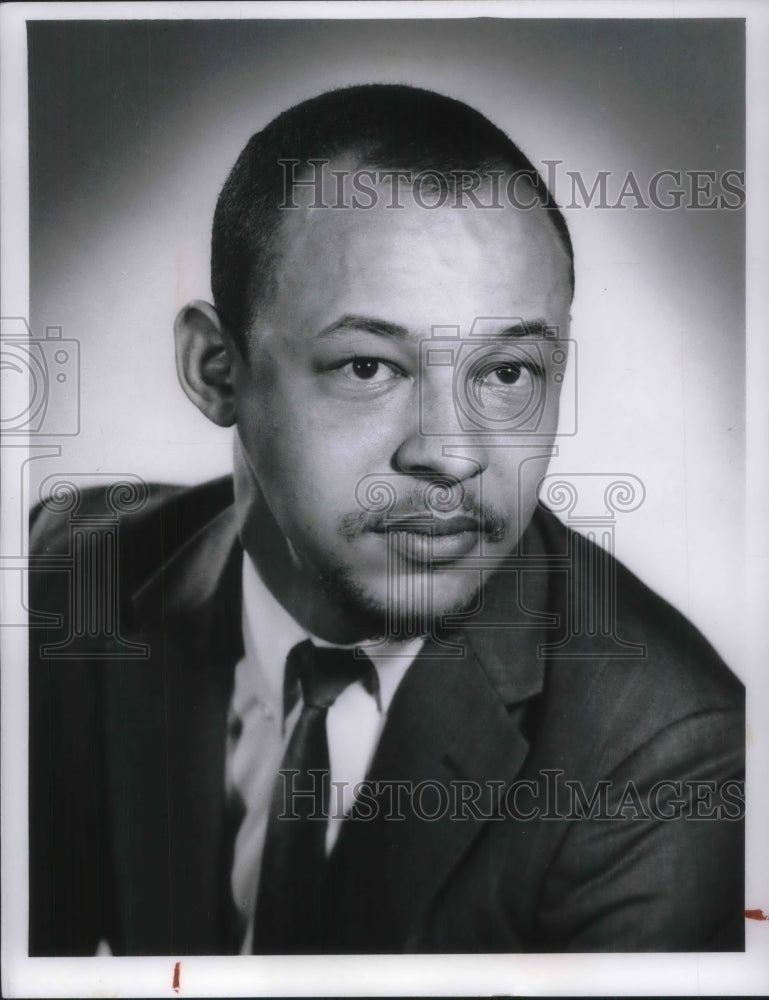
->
xmin=519 ymin=452 xmax=554 ymax=512
xmin=237 ymin=367 xmax=308 ymax=470
xmin=487 ymin=451 xmax=552 ymax=522
xmin=243 ymin=391 xmax=390 ymax=488
xmin=239 ymin=401 xmax=359 ymax=519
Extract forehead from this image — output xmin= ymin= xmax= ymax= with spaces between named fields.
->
xmin=259 ymin=174 xmax=572 ymax=342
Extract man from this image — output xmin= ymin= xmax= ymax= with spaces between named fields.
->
xmin=28 ymin=84 xmax=744 ymax=955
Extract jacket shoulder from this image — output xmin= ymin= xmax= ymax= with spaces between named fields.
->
xmin=29 ymin=476 xmax=235 ymax=595
xmin=531 ymin=504 xmax=744 ymax=723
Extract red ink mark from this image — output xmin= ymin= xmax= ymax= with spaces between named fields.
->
xmin=172 ymin=960 xmax=181 ymax=992
xmin=745 ymin=908 xmax=769 ymax=921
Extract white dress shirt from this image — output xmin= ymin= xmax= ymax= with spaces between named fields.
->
xmin=226 ymin=554 xmax=422 ymax=952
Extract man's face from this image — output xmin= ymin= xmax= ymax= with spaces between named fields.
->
xmin=232 ymin=175 xmax=572 ymax=634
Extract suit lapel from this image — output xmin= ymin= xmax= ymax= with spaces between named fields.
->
xmin=105 ymin=505 xmax=243 ymax=954
xmin=326 ymin=514 xmax=555 ymax=952
xmin=325 ymin=643 xmax=534 ymax=952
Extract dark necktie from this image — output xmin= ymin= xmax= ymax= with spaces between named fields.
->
xmin=252 ymin=639 xmax=377 ymax=954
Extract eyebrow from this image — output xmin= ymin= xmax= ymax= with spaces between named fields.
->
xmin=313 ymin=314 xmax=555 ymax=341
xmin=314 ymin=314 xmax=410 ymax=340
xmin=494 ymin=319 xmax=551 ymax=338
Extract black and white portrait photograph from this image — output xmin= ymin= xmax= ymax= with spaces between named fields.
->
xmin=1 ymin=1 xmax=767 ymax=996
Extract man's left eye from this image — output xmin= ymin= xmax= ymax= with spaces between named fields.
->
xmin=485 ymin=363 xmax=525 ymax=385
xmin=477 ymin=362 xmax=537 ymax=389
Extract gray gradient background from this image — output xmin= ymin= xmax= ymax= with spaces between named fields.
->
xmin=27 ymin=18 xmax=745 ymax=673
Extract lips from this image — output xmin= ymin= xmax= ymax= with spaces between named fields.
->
xmin=370 ymin=515 xmax=482 ymax=561
xmin=378 ymin=515 xmax=479 ymax=536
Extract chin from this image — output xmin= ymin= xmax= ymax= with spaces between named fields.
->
xmin=318 ymin=562 xmax=482 ymax=642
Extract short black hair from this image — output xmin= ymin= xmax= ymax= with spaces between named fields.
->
xmin=212 ymin=83 xmax=574 ymax=352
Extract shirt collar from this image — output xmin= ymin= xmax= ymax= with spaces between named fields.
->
xmin=240 ymin=553 xmax=421 ymax=717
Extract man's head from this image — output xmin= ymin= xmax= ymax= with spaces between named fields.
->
xmin=175 ymin=84 xmax=574 ymax=642
xmin=209 ymin=84 xmax=573 ymax=353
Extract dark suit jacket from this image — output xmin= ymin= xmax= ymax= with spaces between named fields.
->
xmin=28 ymin=477 xmax=745 ymax=955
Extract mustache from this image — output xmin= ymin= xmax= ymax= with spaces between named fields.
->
xmin=338 ymin=485 xmax=508 ymax=543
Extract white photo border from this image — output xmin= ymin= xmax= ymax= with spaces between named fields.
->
xmin=2 ymin=1 xmax=768 ymax=996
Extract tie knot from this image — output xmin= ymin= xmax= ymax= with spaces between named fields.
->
xmin=285 ymin=639 xmax=377 ymax=713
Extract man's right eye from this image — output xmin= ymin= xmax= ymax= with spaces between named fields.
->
xmin=335 ymin=357 xmax=401 ymax=384
xmin=349 ymin=359 xmax=382 ymax=380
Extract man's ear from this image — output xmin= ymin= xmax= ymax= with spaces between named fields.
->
xmin=174 ymin=300 xmax=238 ymax=427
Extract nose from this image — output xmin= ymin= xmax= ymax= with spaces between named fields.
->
xmin=393 ymin=367 xmax=489 ymax=482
